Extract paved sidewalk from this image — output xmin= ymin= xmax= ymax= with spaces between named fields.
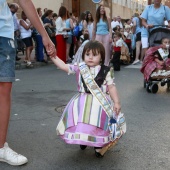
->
xmin=15 ymin=50 xmax=53 ymax=70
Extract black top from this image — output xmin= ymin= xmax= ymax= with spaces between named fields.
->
xmin=81 ymin=65 xmax=110 ymax=93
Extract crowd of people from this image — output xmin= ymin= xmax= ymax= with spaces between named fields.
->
xmin=1 ymin=0 xmax=170 ymax=167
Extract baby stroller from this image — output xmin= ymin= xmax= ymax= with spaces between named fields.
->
xmin=141 ymin=26 xmax=170 ymax=93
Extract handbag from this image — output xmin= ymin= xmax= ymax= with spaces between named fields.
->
xmin=45 ymin=26 xmax=55 ymax=37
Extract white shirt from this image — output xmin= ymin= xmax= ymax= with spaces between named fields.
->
xmin=19 ymin=20 xmax=32 ymax=39
xmin=111 ymin=20 xmax=119 ymax=29
xmin=55 ymin=17 xmax=67 ymax=35
xmin=113 ymin=38 xmax=123 ymax=47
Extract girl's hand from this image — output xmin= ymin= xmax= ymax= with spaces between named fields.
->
xmin=158 ymin=60 xmax=165 ymax=66
xmin=114 ymin=102 xmax=121 ymax=116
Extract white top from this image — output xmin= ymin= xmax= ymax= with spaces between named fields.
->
xmin=19 ymin=19 xmax=32 ymax=39
xmin=124 ymin=32 xmax=132 ymax=39
xmin=55 ymin=17 xmax=67 ymax=35
xmin=111 ymin=21 xmax=123 ymax=29
xmin=113 ymin=38 xmax=123 ymax=47
xmin=87 ymin=22 xmax=93 ymax=40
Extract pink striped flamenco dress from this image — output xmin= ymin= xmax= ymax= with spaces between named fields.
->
xmin=56 ymin=64 xmax=120 ymax=147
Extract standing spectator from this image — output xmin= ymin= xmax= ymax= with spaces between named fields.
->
xmin=66 ymin=11 xmax=74 ymax=63
xmin=86 ymin=11 xmax=94 ymax=40
xmin=55 ymin=6 xmax=69 ymax=63
xmin=111 ymin=16 xmax=119 ymax=30
xmin=77 ymin=13 xmax=87 ymax=47
xmin=116 ymin=16 xmax=123 ymax=29
xmin=35 ymin=8 xmax=47 ymax=62
xmin=19 ymin=11 xmax=34 ymax=67
xmin=41 ymin=8 xmax=48 ymax=22
xmin=92 ymin=4 xmax=112 ymax=66
xmin=9 ymin=3 xmax=21 ymax=61
xmin=132 ymin=13 xmax=142 ymax=65
xmin=140 ymin=0 xmax=170 ymax=59
xmin=0 ymin=0 xmax=55 ymax=166
xmin=43 ymin=10 xmax=56 ymax=47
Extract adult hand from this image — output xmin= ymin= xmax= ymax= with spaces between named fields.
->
xmin=42 ymin=36 xmax=56 ymax=58
xmin=146 ymin=24 xmax=153 ymax=29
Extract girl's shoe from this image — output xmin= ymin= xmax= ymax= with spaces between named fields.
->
xmin=94 ymin=147 xmax=103 ymax=158
xmin=80 ymin=145 xmax=87 ymax=150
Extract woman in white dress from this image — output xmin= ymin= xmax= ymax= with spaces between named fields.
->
xmin=86 ymin=12 xmax=94 ymax=40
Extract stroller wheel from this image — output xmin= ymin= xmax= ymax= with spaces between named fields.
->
xmin=146 ymin=84 xmax=151 ymax=93
xmin=150 ymin=83 xmax=158 ymax=94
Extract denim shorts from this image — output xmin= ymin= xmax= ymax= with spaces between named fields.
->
xmin=0 ymin=37 xmax=16 ymax=82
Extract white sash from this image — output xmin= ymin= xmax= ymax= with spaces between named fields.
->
xmin=79 ymin=62 xmax=126 ymax=141
xmin=158 ymin=48 xmax=169 ymax=61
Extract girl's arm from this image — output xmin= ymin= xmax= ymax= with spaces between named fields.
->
xmin=108 ymin=84 xmax=121 ymax=115
xmin=51 ymin=56 xmax=69 ymax=73
xmin=154 ymin=57 xmax=164 ymax=66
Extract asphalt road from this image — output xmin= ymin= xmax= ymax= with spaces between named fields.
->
xmin=1 ymin=64 xmax=170 ymax=170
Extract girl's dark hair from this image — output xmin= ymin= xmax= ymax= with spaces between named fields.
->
xmin=95 ymin=5 xmax=108 ymax=24
xmin=85 ymin=11 xmax=94 ymax=23
xmin=82 ymin=41 xmax=105 ymax=65
xmin=58 ymin=6 xmax=67 ymax=19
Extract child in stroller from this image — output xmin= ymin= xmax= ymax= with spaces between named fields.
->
xmin=141 ymin=33 xmax=170 ymax=93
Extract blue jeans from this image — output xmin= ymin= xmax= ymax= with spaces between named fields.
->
xmin=0 ymin=37 xmax=16 ymax=82
xmin=35 ymin=34 xmax=44 ymax=61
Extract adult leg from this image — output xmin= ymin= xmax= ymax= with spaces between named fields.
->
xmin=132 ymin=41 xmax=141 ymax=64
xmin=66 ymin=43 xmax=71 ymax=61
xmin=102 ymin=34 xmax=111 ymax=66
xmin=0 ymin=83 xmax=12 ymax=148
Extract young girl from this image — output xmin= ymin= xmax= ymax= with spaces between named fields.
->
xmin=51 ymin=41 xmax=126 ymax=157
xmin=111 ymin=32 xmax=123 ymax=71
xmin=141 ymin=37 xmax=170 ymax=80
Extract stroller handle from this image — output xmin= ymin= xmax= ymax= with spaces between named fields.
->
xmin=152 ymin=25 xmax=169 ymax=28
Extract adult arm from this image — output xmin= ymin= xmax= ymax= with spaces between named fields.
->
xmin=92 ymin=21 xmax=96 ymax=40
xmin=18 ymin=0 xmax=56 ymax=57
xmin=108 ymin=18 xmax=113 ymax=42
